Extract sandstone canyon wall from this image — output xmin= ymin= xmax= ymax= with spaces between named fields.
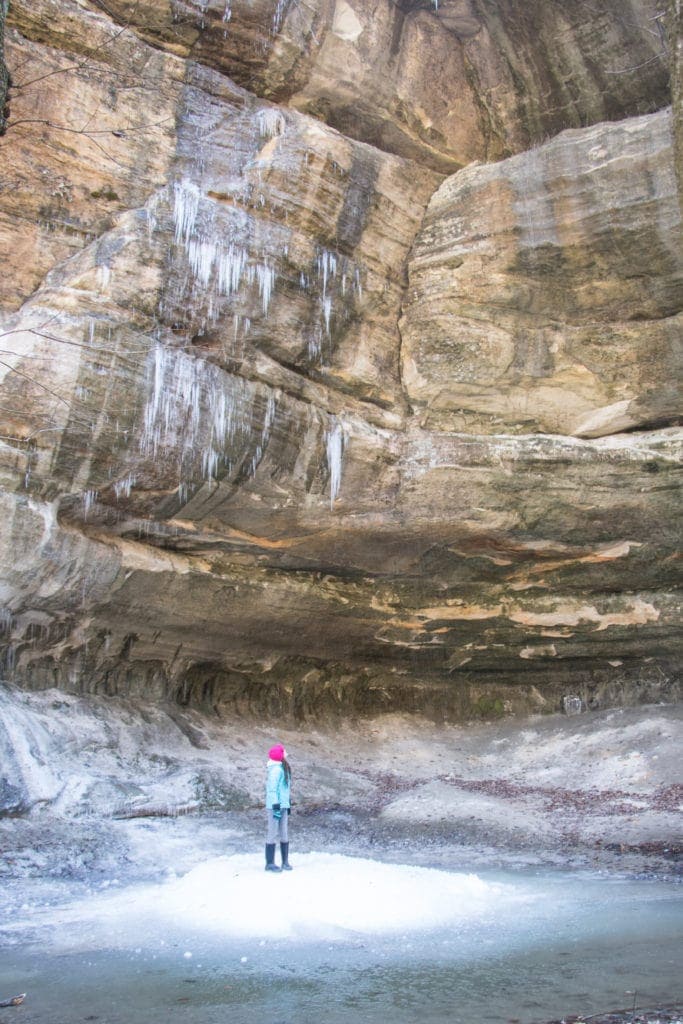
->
xmin=0 ymin=0 xmax=680 ymax=720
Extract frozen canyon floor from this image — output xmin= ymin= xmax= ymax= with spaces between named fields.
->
xmin=0 ymin=685 xmax=681 ymax=1023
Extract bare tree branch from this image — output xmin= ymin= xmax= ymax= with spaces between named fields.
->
xmin=12 ymin=0 xmax=143 ymax=92
xmin=0 ymin=358 xmax=71 ymax=406
xmin=6 ymin=115 xmax=171 ymax=135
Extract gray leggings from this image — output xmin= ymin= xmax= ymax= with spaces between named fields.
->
xmin=266 ymin=807 xmax=289 ymax=844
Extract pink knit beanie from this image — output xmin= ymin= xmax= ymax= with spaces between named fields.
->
xmin=268 ymin=744 xmax=285 ymax=761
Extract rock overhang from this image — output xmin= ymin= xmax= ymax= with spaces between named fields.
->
xmin=0 ymin=0 xmax=680 ymax=719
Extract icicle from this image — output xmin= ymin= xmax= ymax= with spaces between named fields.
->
xmin=256 ymin=262 xmax=276 ymax=315
xmin=173 ymin=180 xmax=201 ymax=246
xmin=202 ymin=447 xmax=220 ymax=481
xmin=323 ymin=296 xmax=332 ymax=336
xmin=308 ymin=327 xmax=322 ymax=363
xmin=216 ymin=245 xmax=249 ymax=296
xmin=183 ymin=236 xmax=275 ymax=316
xmin=171 ymin=175 xmax=283 ymax=320
xmin=187 ymin=238 xmax=218 ymax=288
xmin=316 ymin=249 xmax=338 ymax=301
xmin=325 ymin=419 xmax=345 ymax=509
xmin=272 ymin=0 xmax=288 ymax=34
xmin=247 ymin=391 xmax=278 ymax=477
xmin=223 ymin=0 xmax=232 ymax=22
xmin=257 ymin=108 xmax=286 ymax=140
xmin=146 ymin=192 xmax=160 ymax=241
xmin=3 ymin=643 xmax=16 ymax=675
xmin=315 ymin=249 xmax=340 ymax=339
xmin=141 ymin=342 xmax=266 ymax=494
xmin=192 ymin=0 xmax=209 ymax=29
xmin=82 ymin=490 xmax=99 ymax=520
xmin=113 ymin=474 xmax=136 ymax=501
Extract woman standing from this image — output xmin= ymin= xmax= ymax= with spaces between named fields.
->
xmin=265 ymin=744 xmax=292 ymax=872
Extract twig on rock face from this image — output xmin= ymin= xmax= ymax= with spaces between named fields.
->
xmin=112 ymin=801 xmax=200 ymax=819
xmin=4 ymin=115 xmax=170 ymax=171
xmin=0 ymin=357 xmax=71 ymax=406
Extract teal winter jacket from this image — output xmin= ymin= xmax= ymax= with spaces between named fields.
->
xmin=265 ymin=759 xmax=291 ymax=810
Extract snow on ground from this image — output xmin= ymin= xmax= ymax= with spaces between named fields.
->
xmin=1 ymin=853 xmax=526 ymax=950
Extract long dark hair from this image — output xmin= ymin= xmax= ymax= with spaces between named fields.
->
xmin=281 ymin=755 xmax=291 ymax=784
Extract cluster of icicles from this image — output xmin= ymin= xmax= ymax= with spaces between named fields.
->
xmin=84 ymin=337 xmax=346 ymax=517
xmin=186 ymin=0 xmax=288 ymax=38
xmin=153 ymin=111 xmax=359 ymax=508
xmin=172 ymin=176 xmax=361 ymax=358
xmin=86 ymin=107 xmax=354 ymax=519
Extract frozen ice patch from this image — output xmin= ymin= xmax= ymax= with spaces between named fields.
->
xmin=4 ymin=854 xmax=525 ymax=949
xmin=155 ymin=854 xmax=513 ymax=938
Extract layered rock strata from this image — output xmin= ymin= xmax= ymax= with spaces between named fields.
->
xmin=68 ymin=0 xmax=671 ymax=173
xmin=0 ymin=0 xmax=680 ymax=720
xmin=401 ymin=109 xmax=682 ymax=437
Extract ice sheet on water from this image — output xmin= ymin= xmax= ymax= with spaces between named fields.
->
xmin=159 ymin=854 xmax=513 ymax=939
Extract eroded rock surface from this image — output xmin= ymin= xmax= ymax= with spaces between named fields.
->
xmin=401 ymin=110 xmax=682 ymax=437
xmin=0 ymin=0 xmax=680 ymax=720
xmin=72 ymin=0 xmax=671 ymax=173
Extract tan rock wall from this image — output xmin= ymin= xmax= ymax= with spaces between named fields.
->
xmin=401 ymin=109 xmax=683 ymax=437
xmin=39 ymin=0 xmax=672 ymax=172
xmin=0 ymin=0 xmax=680 ymax=719
xmin=671 ymin=0 xmax=683 ymax=208
xmin=0 ymin=0 xmax=184 ymax=309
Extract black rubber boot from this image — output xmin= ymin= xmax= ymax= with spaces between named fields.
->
xmin=280 ymin=842 xmax=293 ymax=871
xmin=265 ymin=843 xmax=281 ymax=872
